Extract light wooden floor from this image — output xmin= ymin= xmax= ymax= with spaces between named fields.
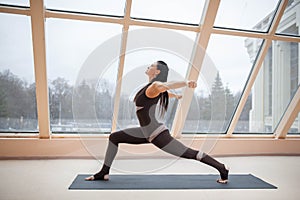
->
xmin=0 ymin=156 xmax=299 ymax=200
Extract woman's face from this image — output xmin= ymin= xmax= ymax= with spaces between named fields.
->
xmin=145 ymin=62 xmax=160 ymax=78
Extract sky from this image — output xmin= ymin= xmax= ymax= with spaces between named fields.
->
xmin=0 ymin=0 xmax=280 ymax=94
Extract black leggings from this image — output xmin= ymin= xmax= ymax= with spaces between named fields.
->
xmin=103 ymin=127 xmax=199 ymax=168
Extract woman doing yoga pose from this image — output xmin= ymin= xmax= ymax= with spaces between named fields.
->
xmin=85 ymin=61 xmax=229 ymax=184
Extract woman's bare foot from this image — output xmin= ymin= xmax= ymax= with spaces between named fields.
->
xmin=85 ymin=174 xmax=109 ymax=181
xmin=85 ymin=176 xmax=95 ymax=181
xmin=216 ymin=178 xmax=228 ymax=184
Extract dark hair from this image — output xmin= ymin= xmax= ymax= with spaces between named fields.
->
xmin=151 ymin=61 xmax=169 ymax=83
xmin=151 ymin=60 xmax=169 ymax=116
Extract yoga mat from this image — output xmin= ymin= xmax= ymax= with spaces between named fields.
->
xmin=69 ymin=174 xmax=277 ymax=190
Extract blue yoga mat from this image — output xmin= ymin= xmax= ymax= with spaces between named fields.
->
xmin=69 ymin=174 xmax=277 ymax=190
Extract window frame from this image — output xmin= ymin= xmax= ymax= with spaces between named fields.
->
xmin=0 ymin=0 xmax=299 ymax=139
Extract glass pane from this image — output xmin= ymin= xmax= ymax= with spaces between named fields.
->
xmin=45 ymin=0 xmax=126 ymax=16
xmin=129 ymin=25 xmax=197 ymax=41
xmin=214 ymin=0 xmax=279 ymax=32
xmin=116 ymin=27 xmax=196 ymax=130
xmin=0 ymin=0 xmax=29 ymax=6
xmin=276 ymin=0 xmax=300 ymax=36
xmin=46 ymin=18 xmax=122 ymax=133
xmin=288 ymin=112 xmax=300 ymax=134
xmin=183 ymin=34 xmax=263 ymax=133
xmin=0 ymin=13 xmax=37 ymax=132
xmin=235 ymin=41 xmax=299 ymax=133
xmin=131 ymin=0 xmax=205 ymax=24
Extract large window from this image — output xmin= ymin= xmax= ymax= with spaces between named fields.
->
xmin=131 ymin=0 xmax=205 ymax=24
xmin=117 ymin=27 xmax=196 ymax=130
xmin=46 ymin=18 xmax=122 ymax=133
xmin=183 ymin=34 xmax=263 ymax=133
xmin=214 ymin=0 xmax=279 ymax=32
xmin=45 ymin=0 xmax=126 ymax=16
xmin=235 ymin=41 xmax=299 ymax=133
xmin=0 ymin=13 xmax=37 ymax=132
xmin=0 ymin=0 xmax=299 ymax=137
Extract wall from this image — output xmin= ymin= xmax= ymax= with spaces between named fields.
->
xmin=1 ymin=136 xmax=300 ymax=159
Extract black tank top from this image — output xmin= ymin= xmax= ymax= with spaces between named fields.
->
xmin=134 ymin=83 xmax=161 ymax=127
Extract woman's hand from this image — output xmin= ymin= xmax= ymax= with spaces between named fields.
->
xmin=175 ymin=94 xmax=183 ymax=99
xmin=168 ymin=92 xmax=182 ymax=99
xmin=187 ymin=80 xmax=197 ymax=88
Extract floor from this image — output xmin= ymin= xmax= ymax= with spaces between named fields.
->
xmin=0 ymin=156 xmax=299 ymax=200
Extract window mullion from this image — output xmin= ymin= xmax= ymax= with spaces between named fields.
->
xmin=30 ymin=0 xmax=51 ymax=138
xmin=111 ymin=0 xmax=132 ymax=132
xmin=171 ymin=0 xmax=220 ymax=138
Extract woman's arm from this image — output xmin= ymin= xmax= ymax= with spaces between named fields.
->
xmin=168 ymin=91 xmax=182 ymax=99
xmin=146 ymin=80 xmax=197 ymax=98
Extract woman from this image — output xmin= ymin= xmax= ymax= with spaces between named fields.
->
xmin=86 ymin=61 xmax=229 ymax=184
